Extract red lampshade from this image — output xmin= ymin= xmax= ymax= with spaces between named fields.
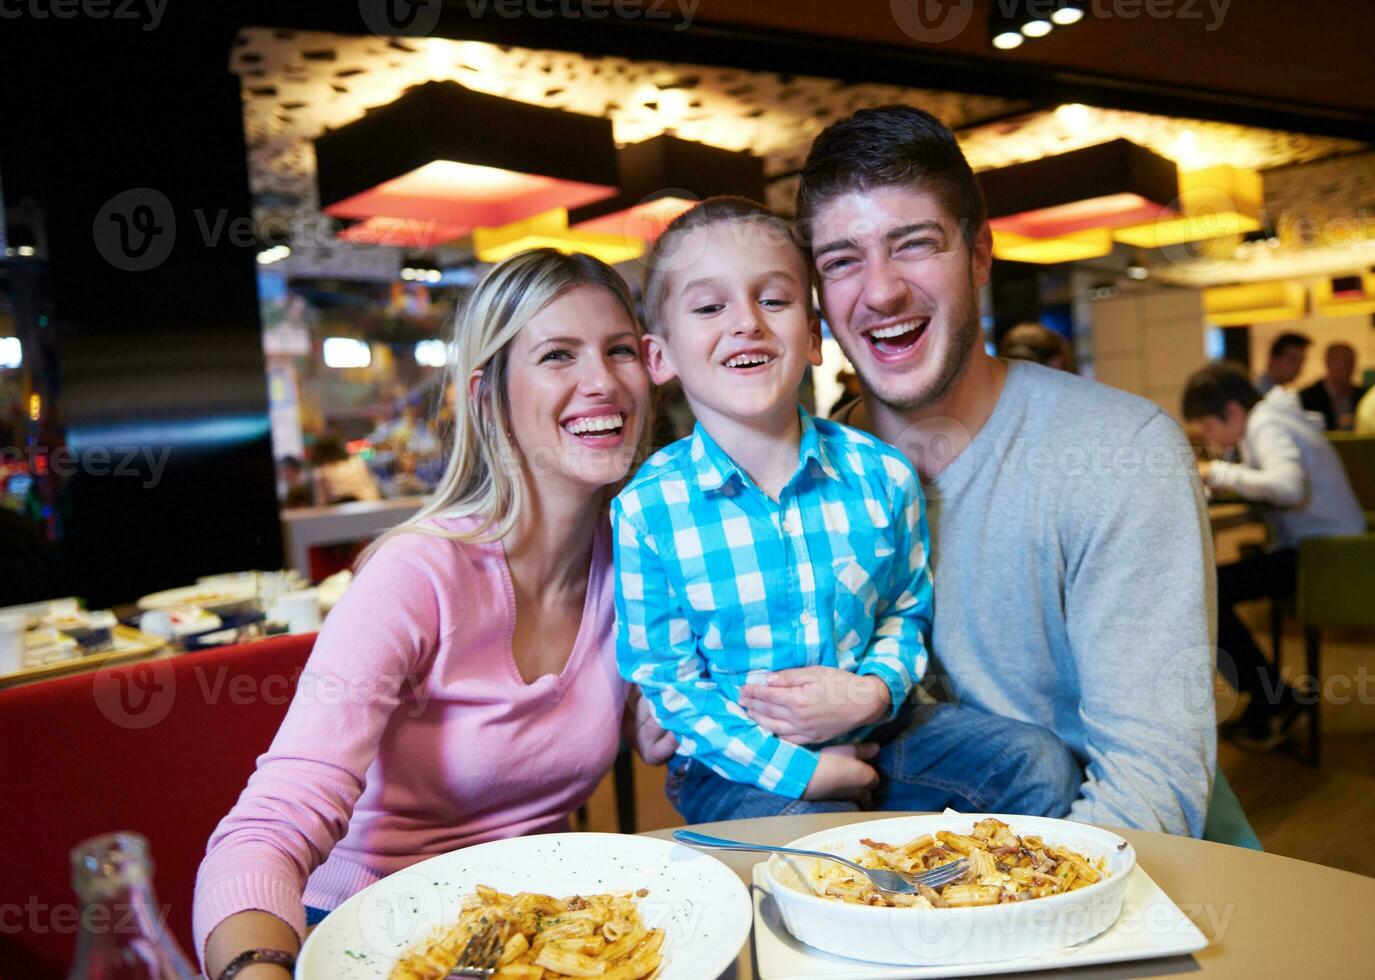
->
xmin=315 ymin=82 xmax=620 ymax=243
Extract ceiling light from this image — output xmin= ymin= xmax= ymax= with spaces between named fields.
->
xmin=0 ymin=337 xmax=21 ymax=370
xmin=981 ymin=140 xmax=1179 ymax=239
xmin=1021 ymin=19 xmax=1053 ymax=37
xmin=1113 ymin=166 xmax=1264 ymax=249
xmin=993 ymin=31 xmax=1025 ymax=49
xmin=473 ymin=208 xmax=647 ymax=265
xmin=570 ymin=134 xmax=766 ymax=244
xmin=256 ymin=245 xmax=291 ymax=266
xmin=992 ymin=228 xmax=1114 ymax=264
xmin=322 ymin=337 xmax=372 ymax=369
xmin=415 ymin=339 xmax=448 ymax=367
xmin=1052 ymin=3 xmax=1085 ymax=24
xmin=1314 ymin=272 xmax=1375 ymax=317
xmin=1054 ymin=103 xmax=1093 ymax=132
xmin=1203 ymin=281 xmax=1306 ymax=326
xmin=315 ymin=81 xmax=619 ymax=240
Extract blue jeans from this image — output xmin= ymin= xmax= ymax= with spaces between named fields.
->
xmin=305 ymin=905 xmax=330 ymax=927
xmin=665 ymin=701 xmax=1082 ymax=824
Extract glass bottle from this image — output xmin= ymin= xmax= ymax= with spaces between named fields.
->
xmin=68 ymin=831 xmax=197 ymax=980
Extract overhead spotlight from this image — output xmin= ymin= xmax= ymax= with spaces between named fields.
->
xmin=1126 ymin=264 xmax=1150 ymax=281
xmin=991 ymin=1 xmax=1086 ymax=49
xmin=1052 ymin=2 xmax=1086 ymax=25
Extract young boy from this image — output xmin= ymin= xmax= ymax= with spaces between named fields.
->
xmin=1183 ymin=361 xmax=1365 ymax=749
xmin=613 ymin=197 xmax=1081 ymax=821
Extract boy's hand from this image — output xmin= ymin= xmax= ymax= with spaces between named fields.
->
xmin=623 ymin=687 xmax=678 ymax=766
xmin=802 ymin=743 xmax=880 ymax=801
xmin=740 ymin=667 xmax=891 ymax=745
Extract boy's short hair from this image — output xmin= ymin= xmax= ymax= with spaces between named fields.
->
xmin=641 ymin=196 xmax=804 ymax=336
xmin=794 ymin=104 xmax=987 ymax=252
xmin=1182 ymin=361 xmax=1262 ymax=420
xmin=1268 ymin=332 xmax=1311 ymax=359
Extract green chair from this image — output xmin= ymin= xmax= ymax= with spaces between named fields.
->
xmin=1293 ymin=533 xmax=1375 ymax=767
xmin=1203 ymin=766 xmax=1262 ymax=850
xmin=1326 ymin=432 xmax=1375 ymax=526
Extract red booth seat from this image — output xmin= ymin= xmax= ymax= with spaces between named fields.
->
xmin=0 ymin=634 xmax=317 ymax=979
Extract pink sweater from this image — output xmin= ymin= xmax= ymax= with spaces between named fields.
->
xmin=192 ymin=516 xmax=626 ymax=963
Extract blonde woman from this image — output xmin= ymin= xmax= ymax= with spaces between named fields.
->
xmin=195 ymin=250 xmax=669 ymax=980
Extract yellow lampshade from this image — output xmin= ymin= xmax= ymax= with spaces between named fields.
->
xmin=992 ymin=228 xmax=1114 ymax=264
xmin=1314 ymin=273 xmax=1375 ymax=318
xmin=1203 ymin=280 xmax=1306 ymax=326
xmin=472 ymin=208 xmax=646 ymax=265
xmin=1114 ymin=166 xmax=1263 ymax=249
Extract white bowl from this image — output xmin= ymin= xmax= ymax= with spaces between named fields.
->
xmin=764 ymin=814 xmax=1135 ymax=967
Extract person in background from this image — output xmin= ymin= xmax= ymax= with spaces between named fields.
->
xmin=1357 ymin=385 xmax=1375 ymax=435
xmin=1256 ymin=332 xmax=1311 ymax=395
xmin=1184 ymin=361 xmax=1365 ymax=750
xmin=1300 ymin=342 xmax=1368 ymax=431
xmin=277 ymin=456 xmax=313 ymax=509
xmin=310 ymin=435 xmax=381 ymax=505
xmin=825 ymin=370 xmax=863 ymax=417
xmin=998 ymin=323 xmax=1077 ymax=373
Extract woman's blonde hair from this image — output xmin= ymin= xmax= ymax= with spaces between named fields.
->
xmin=359 ymin=248 xmax=646 ymax=565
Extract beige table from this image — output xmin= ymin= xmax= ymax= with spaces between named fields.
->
xmin=645 ymin=813 xmax=1375 ymax=978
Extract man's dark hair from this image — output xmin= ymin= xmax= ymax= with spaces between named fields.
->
xmin=1268 ymin=332 xmax=1311 ymax=360
xmin=794 ymin=105 xmax=987 ymax=252
xmin=1181 ymin=361 xmax=1262 ymax=420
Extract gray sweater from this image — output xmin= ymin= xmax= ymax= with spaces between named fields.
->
xmin=844 ymin=361 xmax=1217 ymax=835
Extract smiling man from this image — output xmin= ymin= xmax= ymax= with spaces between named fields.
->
xmin=797 ymin=106 xmax=1218 ymax=836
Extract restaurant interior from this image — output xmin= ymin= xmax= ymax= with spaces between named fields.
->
xmin=2 ymin=3 xmax=1374 ymax=978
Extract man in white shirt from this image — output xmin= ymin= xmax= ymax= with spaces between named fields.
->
xmin=1184 ymin=362 xmax=1365 ymax=750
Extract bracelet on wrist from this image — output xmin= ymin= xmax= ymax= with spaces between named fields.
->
xmin=217 ymin=948 xmax=297 ymax=980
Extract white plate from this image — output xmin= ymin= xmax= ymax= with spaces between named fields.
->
xmin=752 ymin=863 xmax=1207 ymax=979
xmin=137 ymin=581 xmax=260 ymax=614
xmin=297 ymin=832 xmax=752 ymax=980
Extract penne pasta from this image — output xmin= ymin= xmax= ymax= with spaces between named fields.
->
xmin=810 ymin=819 xmax=1109 ymax=909
xmin=389 ymin=888 xmax=664 ymax=980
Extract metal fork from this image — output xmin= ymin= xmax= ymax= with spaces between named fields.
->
xmin=673 ymin=829 xmax=970 ymax=896
xmin=443 ymin=920 xmax=503 ymax=979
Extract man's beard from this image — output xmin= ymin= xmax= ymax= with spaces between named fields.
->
xmin=855 ymin=282 xmax=981 ymax=415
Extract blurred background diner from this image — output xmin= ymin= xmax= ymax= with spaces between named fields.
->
xmin=1 ymin=3 xmax=1373 ymax=976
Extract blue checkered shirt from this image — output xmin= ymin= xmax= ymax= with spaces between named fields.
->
xmin=612 ymin=410 xmax=933 ymax=800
